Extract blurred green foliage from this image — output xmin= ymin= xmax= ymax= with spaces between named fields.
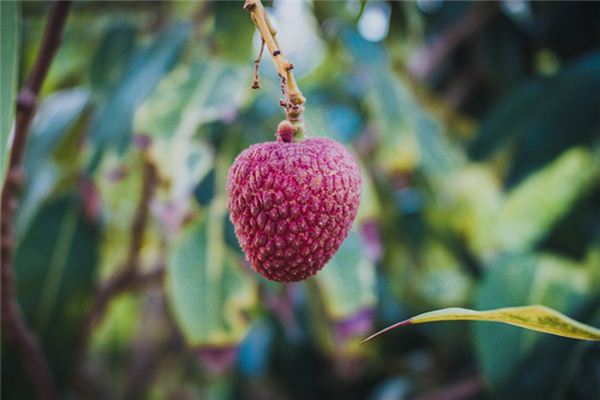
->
xmin=2 ymin=1 xmax=599 ymax=399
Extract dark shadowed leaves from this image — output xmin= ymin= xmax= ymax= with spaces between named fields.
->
xmin=470 ymin=52 xmax=600 ymax=185
xmin=90 ymin=22 xmax=137 ymax=93
xmin=8 ymin=194 xmax=100 ymax=394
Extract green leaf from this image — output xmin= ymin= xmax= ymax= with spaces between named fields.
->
xmin=414 ymin=240 xmax=473 ymax=308
xmin=363 ymin=305 xmax=600 ymax=343
xmin=136 ymin=60 xmax=250 ymax=139
xmin=136 ymin=60 xmax=248 ymax=202
xmin=13 ymin=193 xmax=100 ymax=389
xmin=90 ymin=22 xmax=137 ymax=92
xmin=89 ymin=23 xmax=190 ymax=167
xmin=355 ymin=0 xmax=369 ymax=24
xmin=364 ymin=253 xmax=599 ymax=392
xmin=166 ymin=214 xmax=257 ymax=347
xmin=214 ymin=1 xmax=255 ymax=63
xmin=471 ymin=51 xmax=600 ymax=184
xmin=166 ymin=145 xmax=256 ymax=347
xmin=24 ymin=88 xmax=90 ymax=175
xmin=474 ymin=253 xmax=595 ymax=390
xmin=492 ymin=147 xmax=598 ymax=253
xmin=0 ymin=0 xmax=19 ymax=183
xmin=316 ymin=230 xmax=376 ymax=320
xmin=16 ymin=89 xmax=90 ymax=235
xmin=431 ymin=164 xmax=503 ymax=259
xmin=368 ymin=66 xmax=463 ymax=178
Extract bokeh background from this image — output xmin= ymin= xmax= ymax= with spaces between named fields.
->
xmin=2 ymin=1 xmax=600 ymax=399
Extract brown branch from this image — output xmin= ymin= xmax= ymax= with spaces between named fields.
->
xmin=1 ymin=2 xmax=72 ymax=399
xmin=407 ymin=2 xmax=497 ymax=80
xmin=74 ymin=151 xmax=159 ymax=369
xmin=252 ymin=38 xmax=265 ymax=89
xmin=413 ymin=374 xmax=485 ymax=400
xmin=243 ymin=0 xmax=306 ymax=124
xmin=70 ymin=264 xmax=164 ymax=397
xmin=123 ymin=293 xmax=180 ymax=400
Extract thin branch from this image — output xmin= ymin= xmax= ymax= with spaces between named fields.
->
xmin=75 ymin=151 xmax=159 ymax=368
xmin=407 ymin=2 xmax=497 ymax=80
xmin=71 ymin=264 xmax=164 ymax=397
xmin=413 ymin=374 xmax=485 ymax=400
xmin=123 ymin=294 xmax=180 ymax=400
xmin=252 ymin=38 xmax=265 ymax=89
xmin=1 ymin=2 xmax=72 ymax=399
xmin=243 ymin=0 xmax=306 ymax=123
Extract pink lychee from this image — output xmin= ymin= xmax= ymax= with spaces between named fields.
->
xmin=226 ymin=121 xmax=361 ymax=282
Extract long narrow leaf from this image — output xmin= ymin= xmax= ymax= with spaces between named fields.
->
xmin=363 ymin=305 xmax=600 ymax=343
xmin=0 ymin=0 xmax=19 ymax=182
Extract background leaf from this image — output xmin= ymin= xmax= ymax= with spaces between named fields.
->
xmin=166 ymin=145 xmax=256 ymax=347
xmin=89 ymin=23 xmax=190 ymax=169
xmin=136 ymin=60 xmax=250 ymax=139
xmin=5 ymin=193 xmax=100 ymax=396
xmin=16 ymin=88 xmax=90 ymax=235
xmin=167 ymin=215 xmax=256 ymax=347
xmin=471 ymin=52 xmax=600 ymax=185
xmin=213 ymin=1 xmax=255 ymax=63
xmin=90 ymin=22 xmax=137 ymax=93
xmin=316 ymin=229 xmax=376 ymax=320
xmin=492 ymin=147 xmax=598 ymax=253
xmin=0 ymin=0 xmax=19 ymax=182
xmin=474 ymin=253 xmax=596 ymax=392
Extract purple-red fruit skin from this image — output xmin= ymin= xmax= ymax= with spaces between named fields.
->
xmin=226 ymin=132 xmax=361 ymax=282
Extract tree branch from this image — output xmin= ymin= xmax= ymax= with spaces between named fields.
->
xmin=1 ymin=2 xmax=72 ymax=399
xmin=74 ymin=150 xmax=160 ymax=373
xmin=413 ymin=374 xmax=485 ymax=400
xmin=407 ymin=2 xmax=497 ymax=80
xmin=243 ymin=0 xmax=306 ymax=124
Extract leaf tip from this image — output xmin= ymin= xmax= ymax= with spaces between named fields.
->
xmin=361 ymin=319 xmax=412 ymax=344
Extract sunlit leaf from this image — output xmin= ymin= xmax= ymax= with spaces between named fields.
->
xmin=342 ymin=28 xmax=464 ymax=178
xmin=166 ymin=146 xmax=256 ymax=347
xmin=492 ymin=147 xmax=598 ymax=253
xmin=96 ymin=150 xmax=149 ymax=279
xmin=136 ymin=60 xmax=250 ymax=138
xmin=166 ymin=213 xmax=257 ymax=347
xmin=363 ymin=305 xmax=600 ymax=343
xmin=414 ymin=240 xmax=473 ymax=308
xmin=430 ymin=164 xmax=502 ymax=259
xmin=137 ymin=60 xmax=248 ymax=204
xmin=475 ymin=253 xmax=596 ymax=391
xmin=355 ymin=164 xmax=381 ymax=224
xmin=0 ymin=0 xmax=19 ymax=182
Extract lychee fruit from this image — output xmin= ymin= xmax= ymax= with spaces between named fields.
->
xmin=226 ymin=121 xmax=361 ymax=282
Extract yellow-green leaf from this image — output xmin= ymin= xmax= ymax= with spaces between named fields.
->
xmin=363 ymin=305 xmax=600 ymax=343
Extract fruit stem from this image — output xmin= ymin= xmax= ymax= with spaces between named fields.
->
xmin=243 ymin=0 xmax=306 ymax=124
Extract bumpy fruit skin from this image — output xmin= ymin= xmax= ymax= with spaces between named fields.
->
xmin=226 ymin=124 xmax=361 ymax=282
